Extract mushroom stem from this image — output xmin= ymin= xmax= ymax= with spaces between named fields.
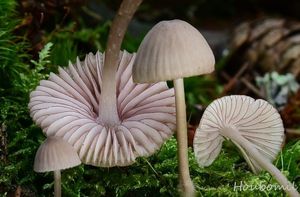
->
xmin=54 ymin=170 xmax=61 ymax=197
xmin=98 ymin=0 xmax=143 ymax=125
xmin=221 ymin=127 xmax=300 ymax=197
xmin=173 ymin=78 xmax=195 ymax=197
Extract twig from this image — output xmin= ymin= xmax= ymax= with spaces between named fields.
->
xmin=220 ymin=71 xmax=231 ymax=81
xmin=221 ymin=63 xmax=249 ymax=95
xmin=286 ymin=129 xmax=300 ymax=135
xmin=82 ymin=6 xmax=102 ymax=21
xmin=286 ymin=128 xmax=300 ymax=141
xmin=143 ymin=158 xmax=159 ymax=176
xmin=241 ymin=77 xmax=265 ymax=98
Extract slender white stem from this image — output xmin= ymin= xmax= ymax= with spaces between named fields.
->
xmin=174 ymin=78 xmax=195 ymax=197
xmin=98 ymin=0 xmax=143 ymax=126
xmin=54 ymin=170 xmax=61 ymax=197
xmin=221 ymin=127 xmax=300 ymax=197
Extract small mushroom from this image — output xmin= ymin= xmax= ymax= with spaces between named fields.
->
xmin=34 ymin=137 xmax=81 ymax=197
xmin=193 ymin=95 xmax=299 ymax=197
xmin=133 ymin=19 xmax=215 ymax=196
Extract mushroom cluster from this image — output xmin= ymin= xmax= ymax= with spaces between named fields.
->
xmin=30 ymin=0 xmax=296 ymax=195
xmin=29 ymin=51 xmax=176 ymax=167
xmin=193 ymin=95 xmax=300 ymax=197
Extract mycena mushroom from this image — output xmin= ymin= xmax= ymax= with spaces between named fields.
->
xmin=29 ymin=0 xmax=176 ymax=167
xmin=29 ymin=50 xmax=176 ymax=166
xmin=193 ymin=95 xmax=300 ymax=197
xmin=34 ymin=137 xmax=81 ymax=197
xmin=133 ymin=19 xmax=215 ymax=196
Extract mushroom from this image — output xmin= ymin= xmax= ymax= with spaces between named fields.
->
xmin=29 ymin=50 xmax=176 ymax=167
xmin=34 ymin=136 xmax=81 ymax=197
xmin=132 ymin=19 xmax=215 ymax=196
xmin=29 ymin=0 xmax=175 ymax=167
xmin=193 ymin=95 xmax=300 ymax=197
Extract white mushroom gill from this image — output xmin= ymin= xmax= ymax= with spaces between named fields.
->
xmin=194 ymin=95 xmax=284 ymax=170
xmin=194 ymin=95 xmax=300 ymax=197
xmin=29 ymin=51 xmax=176 ymax=167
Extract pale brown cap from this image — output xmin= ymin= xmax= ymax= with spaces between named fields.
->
xmin=34 ymin=137 xmax=81 ymax=172
xmin=133 ymin=19 xmax=215 ymax=83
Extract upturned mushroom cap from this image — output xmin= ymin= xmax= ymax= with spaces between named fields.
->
xmin=193 ymin=95 xmax=284 ymax=173
xmin=34 ymin=137 xmax=81 ymax=172
xmin=29 ymin=51 xmax=176 ymax=167
xmin=132 ymin=19 xmax=215 ymax=83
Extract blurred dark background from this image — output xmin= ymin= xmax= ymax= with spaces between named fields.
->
xmin=17 ymin=0 xmax=300 ymax=56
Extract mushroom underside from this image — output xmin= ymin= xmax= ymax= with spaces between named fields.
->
xmin=29 ymin=51 xmax=176 ymax=167
xmin=193 ymin=95 xmax=284 ymax=173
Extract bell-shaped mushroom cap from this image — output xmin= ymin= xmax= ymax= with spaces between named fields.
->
xmin=193 ymin=95 xmax=284 ymax=173
xmin=132 ymin=19 xmax=215 ymax=83
xmin=34 ymin=137 xmax=81 ymax=172
xmin=29 ymin=51 xmax=176 ymax=167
